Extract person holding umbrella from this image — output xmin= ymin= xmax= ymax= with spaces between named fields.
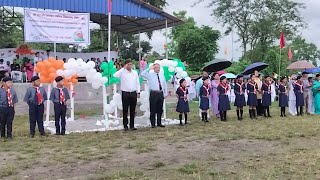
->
xmin=294 ymin=75 xmax=304 ymax=116
xmin=247 ymin=74 xmax=258 ymax=119
xmin=234 ymin=74 xmax=246 ymax=120
xmin=261 ymin=75 xmax=272 ymax=118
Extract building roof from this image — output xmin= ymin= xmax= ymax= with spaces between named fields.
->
xmin=0 ymin=0 xmax=183 ymax=33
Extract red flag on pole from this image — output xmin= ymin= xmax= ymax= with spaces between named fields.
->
xmin=108 ymin=0 xmax=112 ymax=13
xmin=280 ymin=32 xmax=285 ymax=49
xmin=288 ymin=47 xmax=292 ymax=61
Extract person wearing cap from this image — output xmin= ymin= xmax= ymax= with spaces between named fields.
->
xmin=196 ymin=71 xmax=211 ymax=119
xmin=23 ymin=76 xmax=47 ymax=137
xmin=175 ymin=78 xmax=189 ymax=125
xmin=114 ymin=59 xmax=140 ymax=131
xmin=247 ymin=74 xmax=258 ymax=119
xmin=50 ymin=76 xmax=70 ymax=135
xmin=199 ymin=76 xmax=211 ymax=122
xmin=217 ymin=76 xmax=231 ymax=121
xmin=141 ymin=63 xmax=167 ymax=128
xmin=234 ymin=74 xmax=246 ymax=120
xmin=0 ymin=76 xmax=18 ymax=140
xmin=312 ymin=74 xmax=320 ymax=114
xmin=261 ymin=75 xmax=272 ymax=118
xmin=278 ymin=76 xmax=289 ymax=117
xmin=294 ymin=75 xmax=304 ymax=116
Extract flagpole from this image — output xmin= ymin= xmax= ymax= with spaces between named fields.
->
xmin=279 ymin=47 xmax=281 ymax=76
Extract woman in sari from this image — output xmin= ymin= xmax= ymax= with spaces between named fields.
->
xmin=312 ymin=74 xmax=320 ymax=114
xmin=211 ymin=72 xmax=220 ymax=118
xmin=22 ymin=59 xmax=34 ymax=82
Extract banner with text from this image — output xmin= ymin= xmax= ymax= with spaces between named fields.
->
xmin=24 ymin=10 xmax=90 ymax=44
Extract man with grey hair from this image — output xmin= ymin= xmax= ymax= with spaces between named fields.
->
xmin=141 ymin=63 xmax=167 ymax=128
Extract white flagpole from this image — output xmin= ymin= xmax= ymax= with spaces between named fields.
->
xmin=45 ymin=84 xmax=51 ymax=122
xmin=163 ymin=19 xmax=168 ymax=120
xmin=70 ymin=83 xmax=75 ymax=121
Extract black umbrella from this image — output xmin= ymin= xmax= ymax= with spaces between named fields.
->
xmin=203 ymin=58 xmax=232 ymax=72
xmin=242 ymin=62 xmax=269 ymax=75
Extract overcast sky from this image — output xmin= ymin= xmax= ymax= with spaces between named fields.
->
xmin=143 ymin=0 xmax=320 ymax=61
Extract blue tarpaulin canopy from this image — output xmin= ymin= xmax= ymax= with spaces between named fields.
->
xmin=0 ymin=0 xmax=183 ymax=33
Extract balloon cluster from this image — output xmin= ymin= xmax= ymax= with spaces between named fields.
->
xmin=149 ymin=59 xmax=189 ymax=81
xmin=139 ymin=91 xmax=149 ymax=112
xmin=100 ymin=61 xmax=120 ymax=86
xmin=57 ymin=58 xmax=108 ymax=89
xmin=35 ymin=57 xmax=64 ymax=83
xmin=105 ymin=93 xmax=122 ymax=114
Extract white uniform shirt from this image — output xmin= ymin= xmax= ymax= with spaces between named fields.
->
xmin=114 ymin=68 xmax=140 ymax=93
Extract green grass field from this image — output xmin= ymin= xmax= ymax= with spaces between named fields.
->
xmin=0 ymin=102 xmax=320 ymax=180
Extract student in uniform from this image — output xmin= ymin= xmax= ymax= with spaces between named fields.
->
xmin=50 ymin=76 xmax=70 ymax=135
xmin=234 ymin=74 xmax=246 ymax=120
xmin=0 ymin=76 xmax=18 ymax=140
xmin=278 ymin=76 xmax=289 ymax=117
xmin=262 ymin=75 xmax=272 ymax=118
xmin=199 ymin=76 xmax=211 ymax=122
xmin=294 ymin=75 xmax=304 ymax=116
xmin=24 ymin=76 xmax=47 ymax=137
xmin=217 ymin=76 xmax=231 ymax=121
xmin=176 ymin=79 xmax=189 ymax=125
xmin=247 ymin=74 xmax=258 ymax=119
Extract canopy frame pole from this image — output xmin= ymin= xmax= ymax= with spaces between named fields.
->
xmin=163 ymin=19 xmax=168 ymax=120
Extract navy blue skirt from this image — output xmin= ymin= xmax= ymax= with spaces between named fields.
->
xmin=200 ymin=96 xmax=210 ymax=110
xmin=234 ymin=94 xmax=246 ymax=107
xmin=218 ymin=94 xmax=231 ymax=111
xmin=176 ymin=98 xmax=190 ymax=113
xmin=247 ymin=93 xmax=257 ymax=106
xmin=295 ymin=92 xmax=304 ymax=106
xmin=279 ymin=93 xmax=288 ymax=107
xmin=262 ymin=93 xmax=271 ymax=106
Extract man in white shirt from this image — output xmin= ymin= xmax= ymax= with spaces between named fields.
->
xmin=114 ymin=59 xmax=140 ymax=131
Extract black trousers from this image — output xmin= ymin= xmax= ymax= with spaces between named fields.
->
xmin=122 ymin=91 xmax=137 ymax=128
xmin=257 ymin=99 xmax=263 ymax=115
xmin=54 ymin=103 xmax=67 ymax=134
xmin=29 ymin=104 xmax=45 ymax=135
xmin=149 ymin=91 xmax=164 ymax=126
xmin=0 ymin=107 xmax=15 ymax=138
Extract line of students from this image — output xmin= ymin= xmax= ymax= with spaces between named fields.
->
xmin=0 ymin=75 xmax=69 ymax=140
xmin=175 ymin=73 xmax=294 ymax=123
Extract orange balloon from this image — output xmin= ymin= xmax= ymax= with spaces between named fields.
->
xmin=47 ymin=67 xmax=55 ymax=74
xmin=48 ymin=57 xmax=55 ymax=62
xmin=71 ymin=74 xmax=78 ymax=79
xmin=35 ymin=67 xmax=41 ymax=73
xmin=37 ymin=61 xmax=44 ymax=69
xmin=49 ymin=73 xmax=57 ymax=80
xmin=71 ymin=78 xmax=78 ymax=84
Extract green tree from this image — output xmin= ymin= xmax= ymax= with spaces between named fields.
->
xmin=0 ymin=9 xmax=23 ymax=48
xmin=225 ymin=58 xmax=251 ymax=74
xmin=170 ymin=11 xmax=220 ymax=70
xmin=196 ymin=0 xmax=305 ymax=57
xmin=289 ymin=36 xmax=320 ymax=66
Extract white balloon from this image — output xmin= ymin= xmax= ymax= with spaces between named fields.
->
xmin=76 ymin=58 xmax=83 ymax=63
xmin=64 ymin=63 xmax=71 ymax=69
xmin=110 ymin=100 xmax=117 ymax=107
xmin=181 ymin=71 xmax=188 ymax=78
xmin=113 ymin=93 xmax=121 ymax=101
xmin=172 ymin=61 xmax=178 ymax=67
xmin=101 ymin=77 xmax=108 ymax=84
xmin=185 ymin=77 xmax=191 ymax=83
xmin=176 ymin=73 xmax=182 ymax=79
xmin=176 ymin=67 xmax=183 ymax=73
xmin=140 ymin=105 xmax=146 ymax=111
xmin=168 ymin=66 xmax=175 ymax=72
xmin=89 ymin=69 xmax=97 ymax=74
xmin=117 ymin=105 xmax=123 ymax=110
xmin=56 ymin=69 xmax=64 ymax=76
xmin=68 ymin=58 xmax=76 ymax=63
xmin=105 ymin=104 xmax=115 ymax=114
xmin=94 ymin=73 xmax=102 ymax=80
xmin=87 ymin=61 xmax=96 ymax=69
